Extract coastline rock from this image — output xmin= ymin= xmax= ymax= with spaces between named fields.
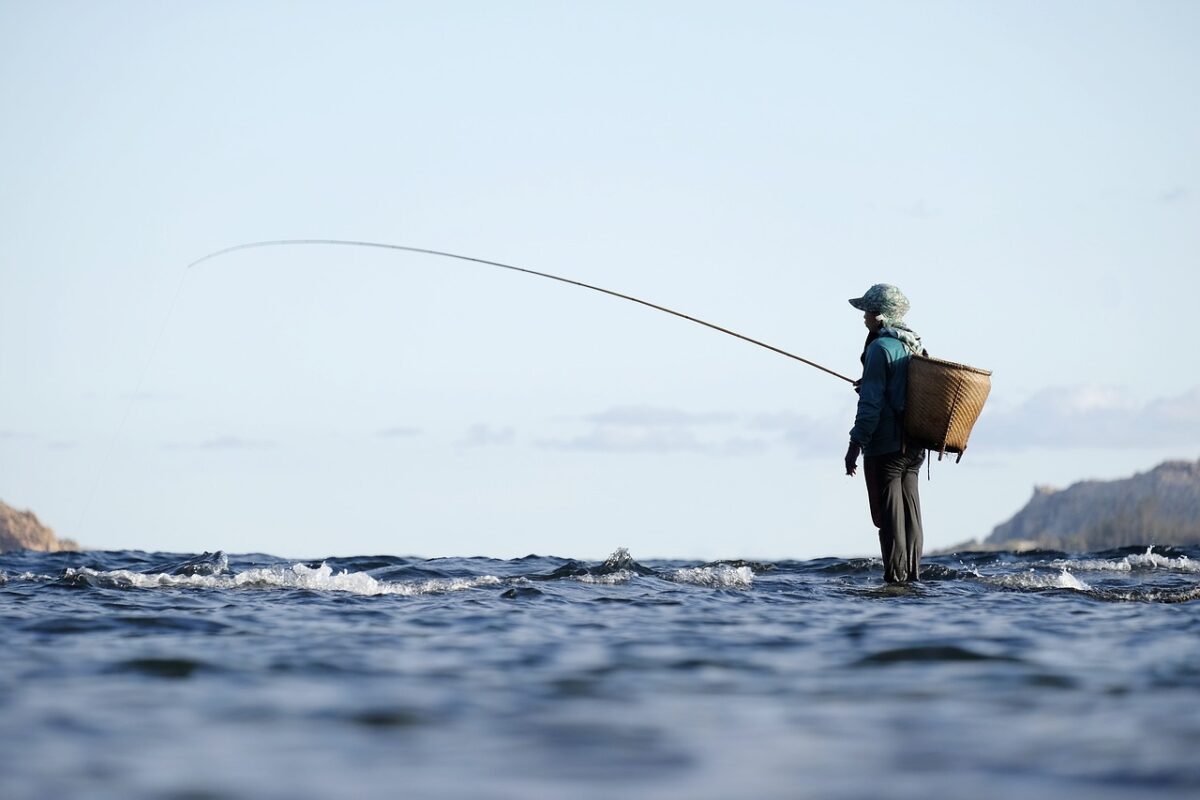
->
xmin=982 ymin=459 xmax=1200 ymax=552
xmin=0 ymin=500 xmax=79 ymax=552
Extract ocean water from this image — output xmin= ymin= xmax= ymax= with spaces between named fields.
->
xmin=2 ymin=546 xmax=1199 ymax=800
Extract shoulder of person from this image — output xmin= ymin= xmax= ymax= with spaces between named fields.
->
xmin=870 ymin=336 xmax=908 ymax=357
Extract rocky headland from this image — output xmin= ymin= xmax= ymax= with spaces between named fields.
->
xmin=0 ymin=500 xmax=79 ymax=552
xmin=947 ymin=459 xmax=1200 ymax=553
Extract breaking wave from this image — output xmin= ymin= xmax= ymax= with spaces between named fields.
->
xmin=1051 ymin=547 xmax=1200 ymax=574
xmin=974 ymin=568 xmax=1093 ymax=592
xmin=19 ymin=547 xmax=764 ymax=597
xmin=60 ymin=562 xmax=502 ymax=597
xmin=2 ymin=545 xmax=1195 ymax=603
xmin=669 ymin=565 xmax=754 ymax=589
xmin=575 ymin=570 xmax=637 ymax=585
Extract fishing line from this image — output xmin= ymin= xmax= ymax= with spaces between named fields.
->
xmin=79 ymin=239 xmax=853 ymax=538
xmin=188 ymin=239 xmax=856 ymax=383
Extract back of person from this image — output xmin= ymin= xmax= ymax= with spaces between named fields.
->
xmin=854 ymin=335 xmax=913 ymax=457
xmin=843 ymin=284 xmax=926 ymax=584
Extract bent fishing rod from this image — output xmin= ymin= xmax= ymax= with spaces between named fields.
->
xmin=188 ymin=239 xmax=857 ymax=384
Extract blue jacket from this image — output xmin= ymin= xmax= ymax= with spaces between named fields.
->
xmin=850 ymin=336 xmax=912 ymax=457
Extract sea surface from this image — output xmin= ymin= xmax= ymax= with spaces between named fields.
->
xmin=2 ymin=545 xmax=1199 ymax=799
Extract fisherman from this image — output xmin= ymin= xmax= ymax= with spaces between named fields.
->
xmin=843 ymin=284 xmax=926 ymax=583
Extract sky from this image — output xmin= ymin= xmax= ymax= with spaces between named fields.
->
xmin=1 ymin=1 xmax=1197 ymax=561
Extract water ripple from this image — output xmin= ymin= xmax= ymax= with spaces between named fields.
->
xmin=1 ymin=545 xmax=1198 ymax=799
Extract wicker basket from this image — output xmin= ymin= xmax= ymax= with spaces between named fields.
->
xmin=905 ymin=354 xmax=992 ymax=462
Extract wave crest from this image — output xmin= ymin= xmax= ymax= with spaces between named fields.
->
xmin=59 ymin=563 xmax=501 ymax=597
xmin=979 ymin=568 xmax=1092 ymax=592
xmin=670 ymin=565 xmax=754 ymax=589
xmin=1054 ymin=548 xmax=1200 ymax=574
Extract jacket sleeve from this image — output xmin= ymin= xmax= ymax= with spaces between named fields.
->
xmin=849 ymin=342 xmax=888 ymax=446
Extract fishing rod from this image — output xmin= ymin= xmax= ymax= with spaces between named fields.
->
xmin=189 ymin=239 xmax=857 ymax=384
xmin=76 ymin=239 xmax=853 ymax=536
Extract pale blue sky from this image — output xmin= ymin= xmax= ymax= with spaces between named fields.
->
xmin=2 ymin=1 xmax=1197 ymax=559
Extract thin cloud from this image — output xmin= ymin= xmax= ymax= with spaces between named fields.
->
xmin=901 ymin=198 xmax=937 ymax=219
xmin=541 ymin=427 xmax=766 ymax=456
xmin=459 ymin=424 xmax=515 ymax=447
xmin=164 ymin=436 xmax=277 ymax=451
xmin=376 ymin=426 xmax=422 ymax=439
xmin=0 ymin=431 xmax=80 ymax=450
xmin=122 ymin=390 xmax=179 ymax=402
xmin=1159 ymin=185 xmax=1188 ymax=205
xmin=973 ymin=385 xmax=1200 ymax=449
xmin=749 ymin=410 xmax=848 ymax=457
xmin=540 ymin=405 xmax=766 ymax=456
xmin=748 ymin=411 xmax=821 ymax=431
xmin=584 ymin=406 xmax=735 ymax=427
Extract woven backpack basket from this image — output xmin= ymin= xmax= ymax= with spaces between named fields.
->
xmin=904 ymin=354 xmax=992 ymax=462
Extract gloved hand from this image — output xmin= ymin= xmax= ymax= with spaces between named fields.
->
xmin=844 ymin=441 xmax=861 ymax=477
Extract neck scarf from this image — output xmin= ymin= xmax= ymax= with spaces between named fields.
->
xmin=879 ymin=321 xmax=923 ymax=356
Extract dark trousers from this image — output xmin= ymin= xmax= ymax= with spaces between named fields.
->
xmin=863 ymin=446 xmax=925 ymax=583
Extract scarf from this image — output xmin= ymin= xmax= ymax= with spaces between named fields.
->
xmin=879 ymin=322 xmax=924 ymax=356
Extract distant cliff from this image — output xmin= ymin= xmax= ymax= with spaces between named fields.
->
xmin=980 ymin=459 xmax=1200 ymax=552
xmin=0 ymin=500 xmax=79 ymax=552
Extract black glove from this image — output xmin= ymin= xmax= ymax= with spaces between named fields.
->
xmin=844 ymin=441 xmax=861 ymax=477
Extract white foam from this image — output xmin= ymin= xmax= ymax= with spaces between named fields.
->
xmin=985 ymin=568 xmax=1092 ymax=592
xmin=60 ymin=563 xmax=501 ymax=597
xmin=601 ymin=547 xmax=635 ymax=569
xmin=670 ymin=565 xmax=754 ymax=589
xmin=1056 ymin=548 xmax=1200 ymax=574
xmin=575 ymin=570 xmax=636 ymax=585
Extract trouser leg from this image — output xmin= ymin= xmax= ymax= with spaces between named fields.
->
xmin=864 ymin=453 xmax=905 ymax=583
xmin=865 ymin=447 xmax=925 ymax=583
xmin=880 ymin=461 xmax=909 ymax=583
xmin=900 ymin=450 xmax=925 ymax=581
xmin=863 ymin=457 xmax=889 ymax=570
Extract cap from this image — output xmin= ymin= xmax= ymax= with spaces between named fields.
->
xmin=848 ymin=283 xmax=910 ymax=320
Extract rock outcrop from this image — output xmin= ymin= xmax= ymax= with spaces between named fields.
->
xmin=0 ymin=500 xmax=79 ymax=552
xmin=980 ymin=459 xmax=1200 ymax=551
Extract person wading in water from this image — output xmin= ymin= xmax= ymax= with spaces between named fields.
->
xmin=843 ymin=284 xmax=926 ymax=583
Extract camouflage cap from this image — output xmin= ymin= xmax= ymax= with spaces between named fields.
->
xmin=848 ymin=283 xmax=910 ymax=322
